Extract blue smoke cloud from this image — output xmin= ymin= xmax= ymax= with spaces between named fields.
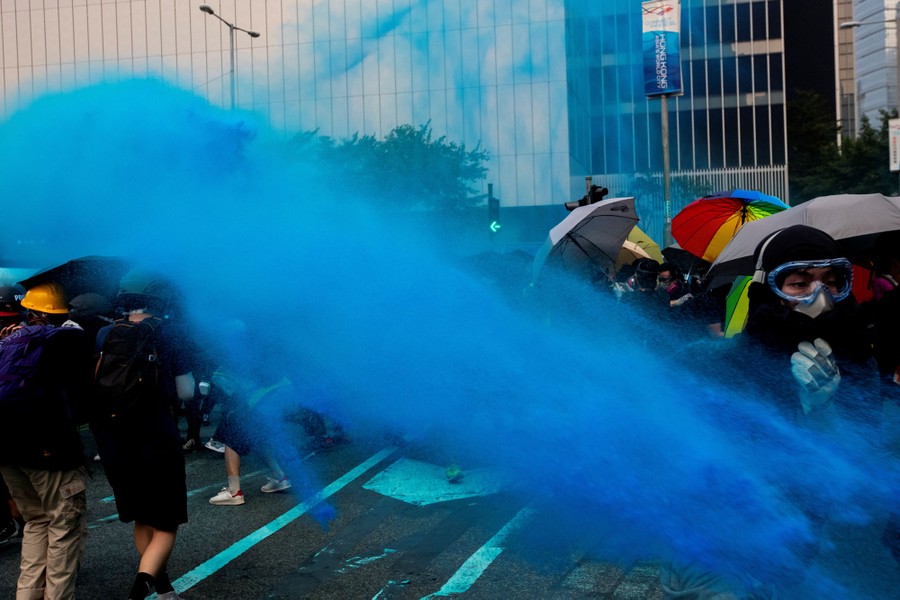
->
xmin=0 ymin=80 xmax=897 ymax=598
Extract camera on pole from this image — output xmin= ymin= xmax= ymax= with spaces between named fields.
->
xmin=565 ymin=184 xmax=608 ymax=211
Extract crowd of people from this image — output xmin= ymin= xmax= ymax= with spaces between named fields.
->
xmin=0 ymin=267 xmax=330 ymax=599
xmin=556 ymin=224 xmax=900 ymax=597
xmin=1 ymin=222 xmax=898 ymax=599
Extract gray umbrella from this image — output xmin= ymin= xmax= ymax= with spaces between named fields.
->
xmin=532 ymin=196 xmax=639 ymax=282
xmin=708 ymin=193 xmax=900 ymax=278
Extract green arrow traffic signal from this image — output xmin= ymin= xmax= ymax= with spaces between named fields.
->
xmin=490 ymin=220 xmax=502 ymax=233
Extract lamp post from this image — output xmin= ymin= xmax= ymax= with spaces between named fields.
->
xmin=199 ymin=4 xmax=260 ymax=110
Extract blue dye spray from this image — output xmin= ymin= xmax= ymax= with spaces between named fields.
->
xmin=0 ymin=81 xmax=897 ymax=598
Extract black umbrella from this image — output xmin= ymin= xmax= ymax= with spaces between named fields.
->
xmin=661 ymin=244 xmax=712 ymax=278
xmin=18 ymin=255 xmax=131 ymax=302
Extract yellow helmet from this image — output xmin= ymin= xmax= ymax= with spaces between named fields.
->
xmin=21 ymin=282 xmax=69 ymax=314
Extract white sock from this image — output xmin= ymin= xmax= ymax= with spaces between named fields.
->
xmin=227 ymin=475 xmax=241 ymax=494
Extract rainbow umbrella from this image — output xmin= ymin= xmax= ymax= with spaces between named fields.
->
xmin=672 ymin=189 xmax=789 ymax=263
xmin=723 ymin=275 xmax=753 ymax=338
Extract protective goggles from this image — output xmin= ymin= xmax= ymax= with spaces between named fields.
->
xmin=766 ymin=258 xmax=853 ymax=304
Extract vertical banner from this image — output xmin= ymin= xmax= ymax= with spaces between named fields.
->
xmin=642 ymin=0 xmax=683 ymax=97
xmin=889 ymin=118 xmax=900 ymax=172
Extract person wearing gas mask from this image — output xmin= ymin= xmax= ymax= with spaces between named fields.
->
xmin=660 ymin=226 xmax=886 ymax=600
xmin=741 ymin=224 xmax=879 ymax=420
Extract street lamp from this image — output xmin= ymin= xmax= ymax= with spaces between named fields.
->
xmin=199 ymin=4 xmax=260 ymax=109
xmin=839 ymin=20 xmax=895 ymax=29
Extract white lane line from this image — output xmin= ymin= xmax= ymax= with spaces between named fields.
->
xmin=418 ymin=506 xmax=535 ymax=599
xmin=170 ymin=447 xmax=397 ymax=595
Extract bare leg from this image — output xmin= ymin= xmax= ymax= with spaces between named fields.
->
xmin=224 ymin=447 xmax=241 ymax=477
xmin=133 ymin=521 xmax=176 ymax=578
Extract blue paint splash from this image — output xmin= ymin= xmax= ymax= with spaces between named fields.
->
xmin=0 ymin=80 xmax=897 ymax=598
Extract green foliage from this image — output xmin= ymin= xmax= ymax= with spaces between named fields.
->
xmin=291 ymin=122 xmax=489 ymax=211
xmin=788 ymin=90 xmax=899 ymax=203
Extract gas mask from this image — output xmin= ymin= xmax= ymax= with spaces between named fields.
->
xmin=765 ymin=258 xmax=853 ymax=319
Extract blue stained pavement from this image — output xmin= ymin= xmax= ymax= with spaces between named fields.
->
xmin=363 ymin=458 xmax=507 ymax=506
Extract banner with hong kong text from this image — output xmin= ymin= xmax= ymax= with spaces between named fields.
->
xmin=642 ymin=0 xmax=683 ymax=97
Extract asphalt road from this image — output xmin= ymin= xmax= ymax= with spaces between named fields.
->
xmin=0 ymin=419 xmax=665 ymax=600
xmin=2 ymin=414 xmax=898 ymax=599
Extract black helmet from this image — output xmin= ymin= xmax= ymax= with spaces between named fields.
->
xmin=117 ymin=268 xmax=179 ymax=314
xmin=0 ymin=283 xmax=25 ymax=318
xmin=634 ymin=258 xmax=660 ymax=277
xmin=633 ymin=258 xmax=660 ymax=289
xmin=68 ymin=292 xmax=115 ymax=320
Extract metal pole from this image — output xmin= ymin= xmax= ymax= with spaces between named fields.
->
xmin=229 ymin=25 xmax=236 ymax=110
xmin=661 ymin=94 xmax=673 ymax=247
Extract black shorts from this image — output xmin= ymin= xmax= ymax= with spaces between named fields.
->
xmin=213 ymin=408 xmax=257 ymax=456
xmin=93 ymin=409 xmax=187 ymax=531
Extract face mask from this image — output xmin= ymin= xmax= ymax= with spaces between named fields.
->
xmin=790 ymin=282 xmax=837 ymax=318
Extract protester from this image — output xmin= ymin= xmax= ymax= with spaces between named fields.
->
xmin=663 ymin=225 xmax=883 ymax=598
xmin=0 ymin=479 xmax=25 ymax=546
xmin=207 ymin=368 xmax=296 ymax=506
xmin=871 ymin=231 xmax=900 ymax=301
xmin=0 ymin=282 xmax=91 ymax=600
xmin=65 ymin=291 xmax=116 ymax=340
xmin=657 ymin=262 xmax=690 ymax=305
xmin=91 ymin=269 xmax=196 ymax=600
xmin=0 ymin=283 xmax=25 ymax=338
xmin=739 ymin=224 xmax=879 ymax=419
xmin=0 ymin=283 xmax=26 ymax=544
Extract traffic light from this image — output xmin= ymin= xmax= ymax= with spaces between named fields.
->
xmin=487 ymin=183 xmax=501 ymax=233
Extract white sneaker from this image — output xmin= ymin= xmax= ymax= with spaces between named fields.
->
xmin=209 ymin=487 xmax=244 ymax=505
xmin=204 ymin=438 xmax=226 ymax=453
xmin=157 ymin=592 xmax=182 ymax=600
xmin=260 ymin=477 xmax=292 ymax=493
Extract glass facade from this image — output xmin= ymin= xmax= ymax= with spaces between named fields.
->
xmin=852 ymin=0 xmax=898 ymax=127
xmin=566 ymin=0 xmax=788 ymax=174
xmin=0 ymin=1 xmax=792 ymax=239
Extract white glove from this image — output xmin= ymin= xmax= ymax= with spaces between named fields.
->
xmin=791 ymin=338 xmax=840 ymax=413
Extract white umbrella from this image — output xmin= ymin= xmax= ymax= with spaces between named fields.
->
xmin=708 ymin=193 xmax=900 ymax=278
xmin=532 ymin=197 xmax=639 ymax=282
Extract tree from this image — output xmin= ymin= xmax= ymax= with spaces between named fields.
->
xmin=292 ymin=122 xmax=489 ymax=212
xmin=788 ymin=90 xmax=899 ymax=203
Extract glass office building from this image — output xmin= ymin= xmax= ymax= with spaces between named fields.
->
xmin=0 ymin=1 xmax=792 ymax=242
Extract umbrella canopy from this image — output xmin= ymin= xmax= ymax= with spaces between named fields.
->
xmin=615 ymin=225 xmax=664 ymax=275
xmin=672 ymin=189 xmax=789 ymax=263
xmin=625 ymin=224 xmax=664 ymax=262
xmin=532 ymin=197 xmax=639 ymax=282
xmin=18 ymin=255 xmax=131 ymax=303
xmin=723 ymin=275 xmax=752 ymax=338
xmin=616 ymin=240 xmax=653 ymax=272
xmin=708 ymin=193 xmax=900 ymax=279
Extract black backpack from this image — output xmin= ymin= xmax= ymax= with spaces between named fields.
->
xmin=94 ymin=317 xmax=162 ymax=420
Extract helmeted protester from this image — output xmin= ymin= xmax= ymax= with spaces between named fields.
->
xmin=91 ymin=269 xmax=197 ymax=600
xmin=0 ymin=281 xmax=91 ymax=600
xmin=0 ymin=283 xmax=25 ymax=335
xmin=65 ymin=292 xmax=116 ymax=337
